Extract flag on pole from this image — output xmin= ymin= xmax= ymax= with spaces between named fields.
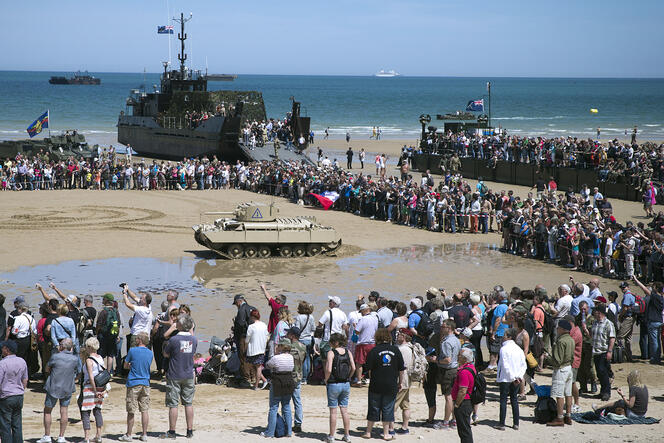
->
xmin=26 ymin=110 xmax=49 ymax=138
xmin=158 ymin=25 xmax=174 ymax=34
xmin=466 ymin=99 xmax=484 ymax=112
xmin=309 ymin=191 xmax=340 ymax=210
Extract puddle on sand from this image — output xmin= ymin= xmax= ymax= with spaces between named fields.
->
xmin=1 ymin=243 xmax=527 ymax=339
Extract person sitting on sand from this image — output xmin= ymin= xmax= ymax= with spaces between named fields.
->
xmin=592 ymin=369 xmax=648 ymax=418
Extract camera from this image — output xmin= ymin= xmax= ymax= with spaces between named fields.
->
xmin=119 ymin=283 xmax=127 ymax=289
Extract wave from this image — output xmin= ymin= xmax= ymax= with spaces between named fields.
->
xmin=644 ymin=124 xmax=661 ymax=127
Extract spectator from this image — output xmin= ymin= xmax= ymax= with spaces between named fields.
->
xmin=545 ymin=320 xmax=575 ymax=427
xmin=119 ymin=332 xmax=153 ymax=442
xmin=324 ymin=333 xmax=355 ymax=443
xmin=246 ymin=309 xmax=269 ymax=390
xmin=286 ymin=327 xmax=306 ymax=434
xmin=452 ymin=347 xmax=476 ymax=443
xmin=390 ymin=328 xmax=415 ymax=435
xmin=9 ymin=302 xmax=36 ymax=370
xmin=0 ymin=340 xmax=28 ymax=443
xmin=261 ymin=338 xmax=295 ymax=438
xmin=293 ymin=301 xmax=315 ymax=382
xmin=38 ymin=337 xmax=81 ymax=443
xmin=261 ymin=283 xmax=287 ymax=334
xmin=122 ymin=286 xmax=153 ymax=348
xmin=361 ymin=328 xmax=405 ymax=440
xmin=352 ymin=303 xmax=378 ymax=386
xmin=95 ymin=293 xmax=120 ymax=374
xmin=161 ymin=314 xmax=197 ymax=439
xmin=591 ymin=304 xmax=616 ymax=401
xmin=496 ymin=328 xmax=526 ymax=430
xmin=317 ymin=296 xmax=349 ymax=358
xmin=80 ymin=337 xmax=108 ymax=443
xmin=232 ymin=294 xmax=255 ymax=384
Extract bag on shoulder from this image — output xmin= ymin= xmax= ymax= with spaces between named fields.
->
xmin=408 ymin=342 xmax=429 ymax=383
xmin=410 ymin=310 xmax=434 ymax=339
xmin=632 ymin=294 xmax=646 ymax=317
xmin=461 ymin=366 xmax=486 ymax=405
xmin=76 ymin=308 xmax=89 ymax=337
xmin=536 ymin=306 xmax=555 ymax=335
xmin=331 ymin=349 xmax=351 ymax=382
xmin=88 ymin=357 xmax=111 ymax=387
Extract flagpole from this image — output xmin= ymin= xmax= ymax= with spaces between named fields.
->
xmin=48 ymin=109 xmax=51 ymax=137
xmin=487 ymin=81 xmax=492 ymax=131
xmin=167 ymin=0 xmax=172 ymax=66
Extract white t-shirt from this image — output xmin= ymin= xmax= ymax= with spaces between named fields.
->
xmin=555 ymin=294 xmax=573 ymax=319
xmin=130 ymin=306 xmax=153 ymax=335
xmin=246 ymin=321 xmax=269 ymax=357
xmin=318 ymin=307 xmax=348 ymax=342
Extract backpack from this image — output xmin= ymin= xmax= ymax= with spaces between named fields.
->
xmin=410 ymin=310 xmax=434 ymax=338
xmin=104 ymin=307 xmax=119 ymax=336
xmin=612 ymin=342 xmax=625 ymax=364
xmin=480 ymin=183 xmax=488 ymax=194
xmin=427 ymin=176 xmax=434 ymax=187
xmin=461 ymin=366 xmax=486 ymax=405
xmin=408 ymin=342 xmax=429 ymax=383
xmin=76 ymin=308 xmax=89 ymax=338
xmin=331 ymin=349 xmax=351 ymax=382
xmin=535 ymin=306 xmax=555 ymax=335
xmin=275 ymin=413 xmax=288 ymax=438
xmin=534 ymin=396 xmax=558 ymax=424
xmin=632 ymin=293 xmax=646 ymax=317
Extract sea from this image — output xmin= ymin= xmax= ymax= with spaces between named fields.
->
xmin=1 ymin=71 xmax=663 ymax=146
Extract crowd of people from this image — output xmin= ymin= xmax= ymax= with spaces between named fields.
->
xmin=422 ymin=130 xmax=664 ymax=188
xmin=0 ymin=268 xmax=659 ymax=442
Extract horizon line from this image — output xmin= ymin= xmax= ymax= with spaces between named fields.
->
xmin=1 ymin=69 xmax=663 ymax=80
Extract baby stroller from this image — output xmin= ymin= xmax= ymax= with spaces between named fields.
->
xmin=197 ymin=336 xmax=233 ymax=385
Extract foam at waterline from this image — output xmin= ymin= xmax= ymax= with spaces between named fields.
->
xmin=493 ymin=116 xmax=566 ymax=121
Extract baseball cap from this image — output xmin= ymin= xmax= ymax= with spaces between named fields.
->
xmin=359 ymin=303 xmax=370 ymax=311
xmin=328 ymin=296 xmax=341 ymax=306
xmin=278 ymin=338 xmax=292 ymax=347
xmin=102 ymin=293 xmax=114 ymax=303
xmin=410 ymin=298 xmax=422 ymax=310
xmin=619 ymin=282 xmax=630 ymax=289
xmin=13 ymin=296 xmax=25 ymax=304
xmin=0 ymin=341 xmax=17 ymax=354
xmin=66 ymin=294 xmax=77 ymax=304
xmin=427 ymin=287 xmax=441 ymax=297
xmin=232 ymin=294 xmax=245 ymax=305
xmin=558 ymin=320 xmax=572 ymax=331
xmin=285 ymin=327 xmax=301 ymax=339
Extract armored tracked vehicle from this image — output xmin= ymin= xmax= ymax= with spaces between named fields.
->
xmin=193 ymin=202 xmax=342 ymax=259
xmin=0 ymin=132 xmax=96 ymax=161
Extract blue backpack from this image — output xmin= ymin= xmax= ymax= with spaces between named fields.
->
xmin=275 ymin=413 xmax=287 ymax=438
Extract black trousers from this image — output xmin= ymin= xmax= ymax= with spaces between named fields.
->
xmin=593 ymin=354 xmax=612 ymax=398
xmin=454 ymin=399 xmax=473 ymax=443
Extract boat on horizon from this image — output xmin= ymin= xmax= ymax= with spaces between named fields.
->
xmin=49 ymin=71 xmax=101 ymax=85
xmin=375 ymin=69 xmax=400 ymax=78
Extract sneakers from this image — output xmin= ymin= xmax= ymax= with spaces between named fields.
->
xmin=342 ymin=435 xmax=351 ymax=442
xmin=571 ymin=404 xmax=581 ymax=413
xmin=395 ymin=428 xmax=409 ymax=434
xmin=449 ymin=420 xmax=457 ymax=429
xmin=326 ymin=436 xmax=335 ymax=443
xmin=546 ymin=417 xmax=564 ymax=427
xmin=37 ymin=437 xmax=52 ymax=443
xmin=471 ymin=413 xmax=479 ymax=425
xmin=292 ymin=425 xmax=302 ymax=433
xmin=591 ymin=403 xmax=599 ymax=411
xmin=159 ymin=431 xmax=176 ymax=439
xmin=433 ymin=421 xmax=450 ymax=430
xmin=186 ymin=429 xmax=194 ymax=439
xmin=140 ymin=436 xmax=148 ymax=442
xmin=118 ymin=436 xmax=133 ymax=442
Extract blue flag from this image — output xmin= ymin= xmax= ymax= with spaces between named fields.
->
xmin=158 ymin=25 xmax=174 ymax=34
xmin=466 ymin=99 xmax=484 ymax=112
xmin=26 ymin=110 xmax=49 ymax=138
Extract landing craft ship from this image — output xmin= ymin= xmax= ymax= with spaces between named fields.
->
xmin=49 ymin=71 xmax=101 ymax=85
xmin=193 ymin=202 xmax=342 ymax=259
xmin=118 ymin=13 xmax=311 ymax=164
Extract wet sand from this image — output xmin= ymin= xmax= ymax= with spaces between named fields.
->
xmin=2 ymin=141 xmax=664 ymax=441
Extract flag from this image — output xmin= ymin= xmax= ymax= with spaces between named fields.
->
xmin=158 ymin=25 xmax=174 ymax=34
xmin=26 ymin=110 xmax=49 ymax=138
xmin=309 ymin=191 xmax=339 ymax=210
xmin=466 ymin=99 xmax=484 ymax=112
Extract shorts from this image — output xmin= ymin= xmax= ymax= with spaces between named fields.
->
xmin=489 ymin=337 xmax=502 ymax=354
xmin=166 ymin=378 xmax=195 ymax=408
xmin=126 ymin=385 xmax=151 ymax=413
xmin=367 ymin=391 xmax=396 ymax=422
xmin=437 ymin=367 xmax=458 ymax=396
xmin=395 ymin=388 xmax=410 ymax=410
xmin=354 ymin=343 xmax=375 ymax=365
xmin=326 ymin=382 xmax=350 ymax=408
xmin=551 ymin=365 xmax=573 ymax=398
xmin=98 ymin=334 xmax=118 ymax=358
xmin=572 ymin=367 xmax=579 ymax=382
xmin=45 ymin=393 xmax=71 ymax=408
xmin=247 ymin=353 xmax=265 ymax=365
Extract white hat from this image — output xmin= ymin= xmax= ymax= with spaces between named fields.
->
xmin=328 ymin=296 xmax=341 ymax=306
xmin=359 ymin=303 xmax=370 ymax=311
xmin=410 ymin=298 xmax=422 ymax=310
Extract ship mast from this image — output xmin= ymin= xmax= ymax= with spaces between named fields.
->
xmin=173 ymin=12 xmax=192 ymax=78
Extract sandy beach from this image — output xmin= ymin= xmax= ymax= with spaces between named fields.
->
xmin=2 ymin=139 xmax=663 ymax=442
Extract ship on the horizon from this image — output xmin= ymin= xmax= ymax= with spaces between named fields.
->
xmin=375 ymin=69 xmax=400 ymax=77
xmin=49 ymin=71 xmax=101 ymax=85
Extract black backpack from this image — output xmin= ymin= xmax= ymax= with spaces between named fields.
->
xmin=461 ymin=366 xmax=486 ymax=405
xmin=411 ymin=310 xmax=434 ymax=338
xmin=532 ymin=306 xmax=554 ymax=335
xmin=534 ymin=396 xmax=558 ymax=424
xmin=331 ymin=349 xmax=351 ymax=382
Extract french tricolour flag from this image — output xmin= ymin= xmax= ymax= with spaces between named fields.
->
xmin=310 ymin=191 xmax=339 ymax=210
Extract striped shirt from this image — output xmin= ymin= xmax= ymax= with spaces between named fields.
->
xmin=591 ymin=317 xmax=615 ymax=355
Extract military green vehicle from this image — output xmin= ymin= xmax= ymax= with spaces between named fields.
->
xmin=0 ymin=132 xmax=96 ymax=161
xmin=193 ymin=202 xmax=342 ymax=259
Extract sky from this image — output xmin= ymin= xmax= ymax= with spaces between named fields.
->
xmin=3 ymin=0 xmax=664 ymax=77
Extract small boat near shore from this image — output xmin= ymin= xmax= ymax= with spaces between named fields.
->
xmin=49 ymin=71 xmax=101 ymax=85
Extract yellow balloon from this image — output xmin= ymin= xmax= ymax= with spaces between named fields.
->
xmin=590 ymin=108 xmax=598 ymax=113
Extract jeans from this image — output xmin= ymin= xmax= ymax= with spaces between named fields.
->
xmin=648 ymin=321 xmax=662 ymax=364
xmin=300 ymin=338 xmax=312 ymax=381
xmin=470 ymin=330 xmax=484 ymax=368
xmin=0 ymin=395 xmax=23 ymax=443
xmin=454 ymin=399 xmax=473 ymax=443
xmin=639 ymin=320 xmax=649 ymax=360
xmin=593 ymin=354 xmax=612 ymax=399
xmin=266 ymin=388 xmax=292 ymax=437
xmin=292 ymin=382 xmax=303 ymax=426
xmin=499 ymin=382 xmax=519 ymax=427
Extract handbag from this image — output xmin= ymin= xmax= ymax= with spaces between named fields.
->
xmin=526 ymin=351 xmax=538 ymax=369
xmin=88 ymin=357 xmax=111 ymax=387
xmin=314 ymin=309 xmax=332 ymax=339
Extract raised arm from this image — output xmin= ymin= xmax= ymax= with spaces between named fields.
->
xmin=125 ymin=286 xmax=140 ymax=303
xmin=632 ymin=275 xmax=651 ymax=297
xmin=123 ymin=289 xmax=136 ymax=311
xmin=35 ymin=283 xmax=55 ymax=302
xmin=49 ymin=282 xmax=71 ymax=303
xmin=260 ymin=283 xmax=272 ymax=301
